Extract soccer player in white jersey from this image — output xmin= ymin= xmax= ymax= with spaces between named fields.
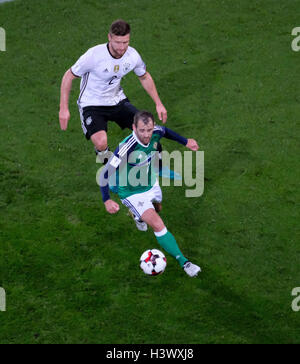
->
xmin=59 ymin=19 xmax=168 ymax=167
xmin=99 ymin=110 xmax=201 ymax=278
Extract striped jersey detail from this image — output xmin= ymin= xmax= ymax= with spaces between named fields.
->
xmin=78 ymin=72 xmax=90 ymax=104
xmin=118 ymin=136 xmax=136 ymax=157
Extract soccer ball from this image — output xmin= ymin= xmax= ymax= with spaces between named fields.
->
xmin=140 ymin=249 xmax=167 ymax=276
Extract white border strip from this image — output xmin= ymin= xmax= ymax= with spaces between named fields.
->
xmin=0 ymin=0 xmax=16 ymax=4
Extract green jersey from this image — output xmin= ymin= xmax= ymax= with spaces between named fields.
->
xmin=100 ymin=125 xmax=187 ymax=202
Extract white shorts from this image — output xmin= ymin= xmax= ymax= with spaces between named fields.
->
xmin=121 ymin=180 xmax=162 ymax=220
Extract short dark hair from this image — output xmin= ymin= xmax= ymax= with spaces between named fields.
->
xmin=133 ymin=111 xmax=155 ymax=128
xmin=109 ymin=19 xmax=131 ymax=36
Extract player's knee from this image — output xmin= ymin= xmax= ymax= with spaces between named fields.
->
xmin=91 ymin=131 xmax=108 ymax=151
xmin=151 ymin=218 xmax=165 ymax=232
xmin=142 ymin=208 xmax=165 ymax=232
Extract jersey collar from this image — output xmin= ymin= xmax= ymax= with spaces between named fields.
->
xmin=106 ymin=43 xmax=126 ymax=60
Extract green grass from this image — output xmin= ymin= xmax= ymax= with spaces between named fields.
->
xmin=0 ymin=0 xmax=299 ymax=344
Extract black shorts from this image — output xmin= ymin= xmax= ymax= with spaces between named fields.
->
xmin=80 ymin=98 xmax=138 ymax=140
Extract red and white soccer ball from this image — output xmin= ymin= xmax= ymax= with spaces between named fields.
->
xmin=140 ymin=249 xmax=167 ymax=276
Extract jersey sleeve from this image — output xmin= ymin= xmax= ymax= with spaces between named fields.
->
xmin=133 ymin=51 xmax=147 ymax=77
xmin=153 ymin=125 xmax=188 ymax=146
xmin=71 ymin=47 xmax=95 ymax=77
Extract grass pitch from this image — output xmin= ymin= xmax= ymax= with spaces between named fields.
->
xmin=0 ymin=0 xmax=299 ymax=344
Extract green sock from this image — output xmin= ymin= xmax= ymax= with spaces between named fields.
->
xmin=154 ymin=228 xmax=188 ymax=267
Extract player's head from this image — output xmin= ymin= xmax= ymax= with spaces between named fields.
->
xmin=133 ymin=111 xmax=155 ymax=145
xmin=108 ymin=19 xmax=130 ymax=58
xmin=109 ymin=19 xmax=130 ymax=36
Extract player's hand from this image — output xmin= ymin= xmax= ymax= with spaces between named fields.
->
xmin=186 ymin=139 xmax=199 ymax=151
xmin=59 ymin=108 xmax=70 ymax=130
xmin=156 ymin=103 xmax=167 ymax=124
xmin=104 ymin=200 xmax=120 ymax=214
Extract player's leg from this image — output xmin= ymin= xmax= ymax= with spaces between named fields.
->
xmin=121 ymin=180 xmax=162 ymax=231
xmin=122 ymin=188 xmax=200 ymax=276
xmin=113 ymin=99 xmax=163 ymax=156
xmin=141 ymin=208 xmax=189 ymax=268
xmin=143 ymin=184 xmax=200 ymax=275
xmin=91 ymin=131 xmax=110 ymax=163
xmin=113 ymin=98 xmax=138 ymax=130
xmin=150 ymin=214 xmax=201 ymax=277
xmin=81 ymin=107 xmax=111 ymax=164
xmin=91 ymin=130 xmax=107 ymax=151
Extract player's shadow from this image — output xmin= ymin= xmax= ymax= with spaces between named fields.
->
xmin=195 ymin=267 xmax=282 ymax=343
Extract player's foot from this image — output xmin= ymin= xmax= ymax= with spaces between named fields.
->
xmin=183 ymin=261 xmax=201 ymax=277
xmin=128 ymin=210 xmax=148 ymax=231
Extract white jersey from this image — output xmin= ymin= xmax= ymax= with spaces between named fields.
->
xmin=71 ymin=43 xmax=146 ymax=108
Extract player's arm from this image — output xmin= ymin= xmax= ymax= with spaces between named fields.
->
xmin=138 ymin=72 xmax=167 ymax=124
xmin=99 ymin=150 xmax=122 ymax=214
xmin=59 ymin=69 xmax=78 ymax=130
xmin=156 ymin=126 xmax=199 ymax=151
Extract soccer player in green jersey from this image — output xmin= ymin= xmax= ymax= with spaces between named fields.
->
xmin=100 ymin=111 xmax=201 ymax=277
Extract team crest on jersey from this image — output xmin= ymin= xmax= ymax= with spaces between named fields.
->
xmin=114 ymin=65 xmax=120 ymax=73
xmin=86 ymin=116 xmax=92 ymax=126
xmin=123 ymin=63 xmax=130 ymax=72
xmin=153 ymin=142 xmax=158 ymax=150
